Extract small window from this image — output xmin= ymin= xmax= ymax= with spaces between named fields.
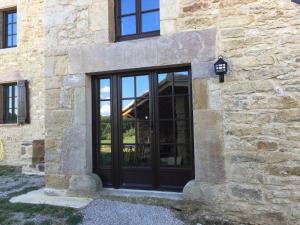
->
xmin=0 ymin=80 xmax=28 ymax=124
xmin=115 ymin=0 xmax=160 ymax=41
xmin=3 ymin=83 xmax=18 ymax=123
xmin=3 ymin=10 xmax=17 ymax=48
xmin=292 ymin=0 xmax=300 ymax=4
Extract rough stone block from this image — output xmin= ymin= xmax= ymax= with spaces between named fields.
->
xmin=68 ymin=174 xmax=103 ymax=196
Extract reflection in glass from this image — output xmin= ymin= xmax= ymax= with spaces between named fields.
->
xmin=121 ymin=16 xmax=137 ymax=35
xmin=174 ymin=96 xmax=189 ymax=120
xmin=123 ymin=121 xmax=136 ymax=144
xmin=100 ymin=145 xmax=111 ymax=166
xmin=136 ymin=75 xmax=149 ymax=97
xmin=142 ymin=11 xmax=160 ymax=33
xmin=121 ymin=0 xmax=136 ymax=15
xmin=137 ymin=121 xmax=150 ymax=144
xmin=175 ymin=120 xmax=189 ymax=145
xmin=177 ymin=145 xmax=191 ymax=167
xmin=100 ymin=101 xmax=111 ymax=117
xmin=122 ymin=76 xmax=135 ymax=98
xmin=159 ymin=121 xmax=173 ymax=143
xmin=136 ymin=99 xmax=149 ymax=120
xmin=100 ymin=123 xmax=111 ymax=144
xmin=160 ymin=145 xmax=175 ymax=166
xmin=174 ymin=71 xmax=189 ymax=94
xmin=122 ymin=100 xmax=136 ymax=118
xmin=159 ymin=97 xmax=173 ymax=119
xmin=141 ymin=0 xmax=159 ymax=11
xmin=100 ymin=79 xmax=110 ymax=99
xmin=157 ymin=73 xmax=172 ymax=96
xmin=123 ymin=145 xmax=151 ymax=167
xmin=158 ymin=73 xmax=167 ymax=83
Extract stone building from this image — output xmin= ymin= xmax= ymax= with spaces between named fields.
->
xmin=0 ymin=0 xmax=300 ymax=224
xmin=0 ymin=0 xmax=45 ymax=167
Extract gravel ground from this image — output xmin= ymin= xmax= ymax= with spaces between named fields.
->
xmin=81 ymin=199 xmax=186 ymax=225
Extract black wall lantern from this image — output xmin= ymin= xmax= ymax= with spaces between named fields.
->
xmin=214 ymin=56 xmax=228 ymax=83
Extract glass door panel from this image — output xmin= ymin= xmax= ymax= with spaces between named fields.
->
xmin=121 ymin=74 xmax=151 ymax=168
xmin=98 ymin=78 xmax=112 ymax=167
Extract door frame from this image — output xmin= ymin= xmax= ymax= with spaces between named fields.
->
xmin=91 ymin=66 xmax=195 ymax=191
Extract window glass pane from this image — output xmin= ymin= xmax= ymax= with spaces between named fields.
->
xmin=123 ymin=144 xmax=151 ymax=167
xmin=160 ymin=144 xmax=175 ymax=166
xmin=8 ymin=24 xmax=12 ymax=35
xmin=158 ymin=73 xmax=172 ymax=95
xmin=121 ymin=15 xmax=137 ymax=35
xmin=175 ymin=120 xmax=189 ymax=144
xmin=136 ymin=75 xmax=149 ymax=98
xmin=177 ymin=145 xmax=191 ymax=167
xmin=122 ymin=76 xmax=135 ymax=98
xmin=8 ymin=13 xmax=13 ymax=23
xmin=100 ymin=123 xmax=111 ymax=144
xmin=137 ymin=121 xmax=150 ymax=144
xmin=174 ymin=71 xmax=189 ymax=94
xmin=100 ymin=79 xmax=110 ymax=99
xmin=13 ymin=12 xmax=17 ymax=23
xmin=13 ymin=25 xmax=17 ymax=34
xmin=100 ymin=145 xmax=112 ymax=166
xmin=159 ymin=121 xmax=173 ymax=143
xmin=123 ymin=145 xmax=136 ymax=166
xmin=174 ymin=96 xmax=189 ymax=119
xmin=141 ymin=0 xmax=159 ymax=11
xmin=159 ymin=97 xmax=173 ymax=119
xmin=123 ymin=121 xmax=136 ymax=144
xmin=15 ymin=86 xmax=18 ymax=97
xmin=142 ymin=11 xmax=160 ymax=33
xmin=9 ymin=86 xmax=13 ymax=97
xmin=136 ymin=98 xmax=149 ymax=120
xmin=7 ymin=38 xmax=12 ymax=47
xmin=122 ymin=99 xmax=135 ymax=112
xmin=100 ymin=101 xmax=111 ymax=117
xmin=12 ymin=35 xmax=17 ymax=46
xmin=121 ymin=0 xmax=136 ymax=15
xmin=9 ymin=98 xmax=12 ymax=108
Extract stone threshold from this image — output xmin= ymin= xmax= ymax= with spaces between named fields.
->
xmin=100 ymin=188 xmax=183 ymax=201
xmin=10 ymin=188 xmax=93 ymax=209
xmin=10 ymin=187 xmax=183 ymax=209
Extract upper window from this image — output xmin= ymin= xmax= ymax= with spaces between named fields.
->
xmin=115 ymin=0 xmax=160 ymax=41
xmin=3 ymin=10 xmax=17 ymax=48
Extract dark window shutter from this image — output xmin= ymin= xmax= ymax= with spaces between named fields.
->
xmin=292 ymin=0 xmax=300 ymax=4
xmin=17 ymin=80 xmax=29 ymax=124
xmin=0 ymin=85 xmax=3 ymax=124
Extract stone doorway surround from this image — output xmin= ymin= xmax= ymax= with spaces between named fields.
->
xmin=45 ymin=29 xmax=225 ymax=197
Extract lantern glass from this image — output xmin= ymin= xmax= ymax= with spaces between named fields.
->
xmin=214 ymin=57 xmax=228 ymax=75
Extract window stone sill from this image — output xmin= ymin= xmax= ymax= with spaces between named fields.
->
xmin=0 ymin=47 xmax=18 ymax=54
xmin=0 ymin=123 xmax=19 ymax=127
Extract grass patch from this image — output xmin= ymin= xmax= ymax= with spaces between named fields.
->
xmin=0 ymin=165 xmax=21 ymax=176
xmin=66 ymin=214 xmax=84 ymax=225
xmin=0 ymin=166 xmax=83 ymax=225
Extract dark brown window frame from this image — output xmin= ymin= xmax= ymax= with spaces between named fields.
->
xmin=92 ymin=66 xmax=195 ymax=191
xmin=115 ymin=0 xmax=160 ymax=42
xmin=2 ymin=9 xmax=17 ymax=49
xmin=2 ymin=83 xmax=18 ymax=124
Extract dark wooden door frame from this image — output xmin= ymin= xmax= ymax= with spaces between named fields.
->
xmin=92 ymin=66 xmax=195 ymax=191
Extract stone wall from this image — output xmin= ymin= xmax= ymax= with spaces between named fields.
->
xmin=43 ymin=0 xmax=300 ymax=224
xmin=0 ymin=0 xmax=45 ymax=165
xmin=180 ymin=0 xmax=300 ymax=224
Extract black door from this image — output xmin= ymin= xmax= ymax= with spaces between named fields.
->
xmin=93 ymin=67 xmax=194 ymax=191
